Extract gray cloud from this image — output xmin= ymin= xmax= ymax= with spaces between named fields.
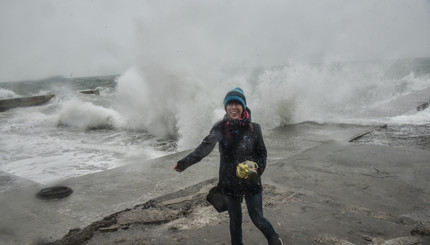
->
xmin=1 ymin=0 xmax=429 ymax=82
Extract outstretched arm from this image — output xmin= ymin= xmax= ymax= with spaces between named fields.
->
xmin=174 ymin=122 xmax=221 ymax=172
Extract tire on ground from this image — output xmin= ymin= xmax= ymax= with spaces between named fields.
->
xmin=36 ymin=186 xmax=73 ymax=200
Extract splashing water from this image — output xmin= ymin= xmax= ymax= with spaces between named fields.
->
xmin=1 ymin=0 xmax=430 ymax=184
xmin=112 ymin=59 xmax=430 ymax=150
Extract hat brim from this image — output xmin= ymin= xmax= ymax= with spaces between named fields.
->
xmin=224 ymin=96 xmax=246 ymax=110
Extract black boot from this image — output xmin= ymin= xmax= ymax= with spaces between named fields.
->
xmin=268 ymin=235 xmax=283 ymax=245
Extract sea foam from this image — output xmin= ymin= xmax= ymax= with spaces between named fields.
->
xmin=0 ymin=88 xmax=17 ymax=99
xmin=58 ymin=99 xmax=123 ymax=130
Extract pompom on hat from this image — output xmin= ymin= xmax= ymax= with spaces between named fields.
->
xmin=223 ymin=87 xmax=246 ymax=110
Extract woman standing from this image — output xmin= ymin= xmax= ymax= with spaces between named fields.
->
xmin=174 ymin=87 xmax=283 ymax=245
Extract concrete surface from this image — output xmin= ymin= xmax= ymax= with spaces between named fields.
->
xmin=1 ymin=88 xmax=429 ymax=245
xmin=0 ymin=123 xmax=375 ymax=245
xmin=36 ymin=140 xmax=430 ymax=245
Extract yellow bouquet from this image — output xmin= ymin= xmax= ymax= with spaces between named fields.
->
xmin=236 ymin=160 xmax=258 ymax=179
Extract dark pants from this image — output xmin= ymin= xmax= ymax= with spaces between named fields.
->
xmin=224 ymin=192 xmax=278 ymax=245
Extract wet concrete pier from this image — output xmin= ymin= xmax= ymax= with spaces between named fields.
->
xmin=0 ymin=94 xmax=55 ymax=112
xmin=1 ymin=89 xmax=429 ymax=245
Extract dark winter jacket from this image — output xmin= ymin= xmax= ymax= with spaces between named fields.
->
xmin=176 ymin=108 xmax=267 ymax=197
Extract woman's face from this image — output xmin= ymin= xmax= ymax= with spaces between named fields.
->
xmin=226 ymin=101 xmax=244 ymax=120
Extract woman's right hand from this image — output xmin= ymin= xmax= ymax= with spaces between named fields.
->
xmin=174 ymin=163 xmax=183 ymax=172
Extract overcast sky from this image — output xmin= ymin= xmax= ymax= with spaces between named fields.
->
xmin=1 ymin=0 xmax=430 ymax=82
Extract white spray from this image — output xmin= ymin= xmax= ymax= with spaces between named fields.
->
xmin=112 ymin=0 xmax=430 ymax=150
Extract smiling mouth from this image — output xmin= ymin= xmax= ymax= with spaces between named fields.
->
xmin=229 ymin=111 xmax=241 ymax=119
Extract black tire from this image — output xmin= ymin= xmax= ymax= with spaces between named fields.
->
xmin=36 ymin=186 xmax=73 ymax=200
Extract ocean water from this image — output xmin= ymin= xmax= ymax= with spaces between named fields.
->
xmin=0 ymin=58 xmax=429 ymax=185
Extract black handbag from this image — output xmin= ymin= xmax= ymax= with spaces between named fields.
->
xmin=206 ymin=185 xmax=227 ymax=213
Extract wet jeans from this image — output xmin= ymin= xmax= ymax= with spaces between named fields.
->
xmin=224 ymin=192 xmax=279 ymax=245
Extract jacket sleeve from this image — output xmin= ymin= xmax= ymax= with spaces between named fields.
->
xmin=176 ymin=122 xmax=221 ymax=171
xmin=254 ymin=124 xmax=267 ymax=176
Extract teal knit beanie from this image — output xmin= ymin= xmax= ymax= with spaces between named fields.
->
xmin=224 ymin=87 xmax=246 ymax=110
